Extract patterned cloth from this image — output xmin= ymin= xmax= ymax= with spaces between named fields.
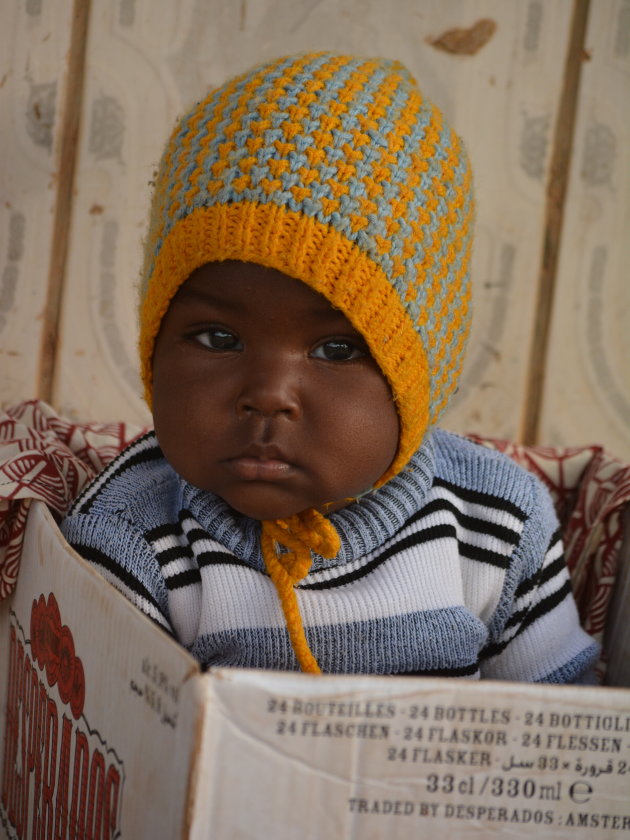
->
xmin=0 ymin=400 xmax=144 ymax=600
xmin=0 ymin=400 xmax=628 ymax=681
xmin=467 ymin=436 xmax=630 ymax=657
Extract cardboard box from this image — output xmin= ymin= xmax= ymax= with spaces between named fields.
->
xmin=1 ymin=503 xmax=629 ymax=839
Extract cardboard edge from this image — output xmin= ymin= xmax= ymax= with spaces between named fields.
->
xmin=29 ymin=501 xmax=202 ymax=672
xmin=182 ymin=674 xmax=212 ymax=840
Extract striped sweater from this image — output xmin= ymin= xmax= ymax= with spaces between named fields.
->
xmin=61 ymin=429 xmax=597 ymax=682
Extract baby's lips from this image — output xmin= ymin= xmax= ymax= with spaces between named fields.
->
xmin=225 ymin=455 xmax=294 ymax=482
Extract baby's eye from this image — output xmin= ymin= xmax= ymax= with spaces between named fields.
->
xmin=311 ymin=339 xmax=365 ymax=361
xmin=194 ymin=327 xmax=242 ymax=351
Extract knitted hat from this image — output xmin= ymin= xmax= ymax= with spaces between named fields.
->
xmin=138 ymin=52 xmax=474 ymax=672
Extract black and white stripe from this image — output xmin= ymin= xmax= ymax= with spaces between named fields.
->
xmin=71 ymin=432 xmax=161 ymax=515
xmin=71 ymin=542 xmax=173 ymax=634
xmin=481 ymin=529 xmax=572 ymax=662
xmin=61 ymin=429 xmax=598 ymax=680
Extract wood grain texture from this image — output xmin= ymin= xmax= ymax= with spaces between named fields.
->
xmin=521 ymin=0 xmax=590 ymax=445
xmin=2 ymin=0 xmax=627 ymax=460
xmin=39 ymin=0 xmax=91 ymax=402
xmin=52 ymin=0 xmax=572 ymax=439
xmin=431 ymin=1 xmax=575 ymax=440
xmin=538 ymin=0 xmax=630 ymax=459
xmin=0 ymin=1 xmax=75 ymax=405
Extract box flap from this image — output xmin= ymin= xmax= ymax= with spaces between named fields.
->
xmin=189 ymin=668 xmax=630 ymax=838
xmin=0 ymin=502 xmax=204 ymax=840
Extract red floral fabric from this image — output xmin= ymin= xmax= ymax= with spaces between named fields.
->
xmin=1 ymin=401 xmax=628 ymax=681
xmin=468 ymin=435 xmax=630 ymax=680
xmin=0 ymin=400 xmax=145 ymax=600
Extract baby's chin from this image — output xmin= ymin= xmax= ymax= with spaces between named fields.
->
xmin=225 ymin=494 xmax=352 ymax=522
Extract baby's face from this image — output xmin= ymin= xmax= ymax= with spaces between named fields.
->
xmin=151 ymin=261 xmax=399 ymax=520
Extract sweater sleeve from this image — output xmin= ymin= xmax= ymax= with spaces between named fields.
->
xmin=480 ymin=473 xmax=599 ymax=684
xmin=61 ymin=510 xmax=175 ymax=637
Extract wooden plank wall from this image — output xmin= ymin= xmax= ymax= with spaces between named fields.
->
xmin=1 ymin=0 xmax=628 ymax=461
xmin=0 ymin=0 xmax=76 ymax=406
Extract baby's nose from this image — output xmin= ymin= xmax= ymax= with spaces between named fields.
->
xmin=235 ymin=358 xmax=301 ymax=418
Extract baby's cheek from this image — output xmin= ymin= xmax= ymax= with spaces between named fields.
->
xmin=327 ymin=382 xmax=399 ymax=491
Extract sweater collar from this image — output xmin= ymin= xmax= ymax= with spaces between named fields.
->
xmin=180 ymin=434 xmax=436 ymax=572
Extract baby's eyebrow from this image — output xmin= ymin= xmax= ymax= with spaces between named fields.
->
xmin=174 ymin=284 xmax=353 ymax=324
xmin=171 ymin=286 xmax=246 ymax=314
xmin=173 ymin=286 xmax=226 ymax=305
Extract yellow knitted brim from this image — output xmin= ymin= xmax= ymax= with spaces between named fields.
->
xmin=139 ymin=201 xmax=429 ymax=482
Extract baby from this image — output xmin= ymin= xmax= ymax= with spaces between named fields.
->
xmin=62 ymin=52 xmax=597 ymax=681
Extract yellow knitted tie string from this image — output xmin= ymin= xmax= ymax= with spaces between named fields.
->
xmin=261 ymin=510 xmax=341 ymax=674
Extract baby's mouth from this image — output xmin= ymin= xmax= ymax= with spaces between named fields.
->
xmin=224 ymin=444 xmax=296 ymax=482
xmin=226 ymin=456 xmax=294 ymax=481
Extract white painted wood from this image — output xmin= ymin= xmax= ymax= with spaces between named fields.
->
xmin=53 ymin=0 xmax=572 ymax=439
xmin=426 ymin=0 xmax=575 ymax=439
xmin=0 ymin=1 xmax=75 ymax=406
xmin=539 ymin=0 xmax=630 ymax=460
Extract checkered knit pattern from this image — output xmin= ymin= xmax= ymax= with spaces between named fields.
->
xmin=139 ymin=52 xmax=474 ymax=481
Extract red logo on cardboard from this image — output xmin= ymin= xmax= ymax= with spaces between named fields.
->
xmin=1 ymin=593 xmax=124 ymax=839
xmin=30 ymin=593 xmax=86 ymax=719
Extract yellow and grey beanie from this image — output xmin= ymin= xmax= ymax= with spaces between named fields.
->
xmin=139 ymin=51 xmax=474 ymax=483
xmin=138 ymin=52 xmax=474 ymax=672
